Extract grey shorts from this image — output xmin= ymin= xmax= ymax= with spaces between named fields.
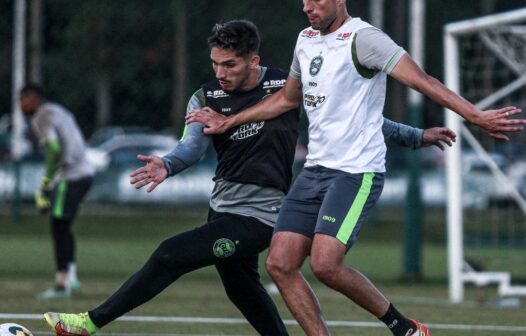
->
xmin=275 ymin=165 xmax=384 ymax=250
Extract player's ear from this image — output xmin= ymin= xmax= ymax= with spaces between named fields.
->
xmin=249 ymin=54 xmax=260 ymax=69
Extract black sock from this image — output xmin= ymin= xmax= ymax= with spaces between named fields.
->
xmin=379 ymin=303 xmax=417 ymax=336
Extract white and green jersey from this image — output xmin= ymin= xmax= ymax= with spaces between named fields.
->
xmin=32 ymin=102 xmax=94 ymax=181
xmin=290 ymin=17 xmax=406 ymax=173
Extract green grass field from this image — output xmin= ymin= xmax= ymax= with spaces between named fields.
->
xmin=1 ymin=204 xmax=525 ymax=335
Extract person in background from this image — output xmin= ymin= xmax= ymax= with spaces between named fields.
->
xmin=19 ymin=83 xmax=94 ymax=299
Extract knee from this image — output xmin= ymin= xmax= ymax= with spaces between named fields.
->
xmin=310 ymin=259 xmax=340 ymax=284
xmin=265 ymin=256 xmax=280 ymax=278
xmin=149 ymin=239 xmax=176 ymax=267
xmin=265 ymin=255 xmax=296 ymax=281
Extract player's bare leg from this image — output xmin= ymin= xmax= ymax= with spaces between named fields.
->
xmin=266 ymin=231 xmax=330 ymax=336
xmin=310 ymin=233 xmax=390 ymax=317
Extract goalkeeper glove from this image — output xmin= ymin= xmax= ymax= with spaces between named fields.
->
xmin=35 ymin=177 xmax=52 ymax=214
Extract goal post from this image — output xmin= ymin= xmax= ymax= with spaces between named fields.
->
xmin=444 ymin=8 xmax=526 ymax=303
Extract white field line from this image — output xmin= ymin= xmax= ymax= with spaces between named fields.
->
xmin=1 ymin=313 xmax=526 ymax=333
xmin=21 ymin=333 xmax=241 ymax=336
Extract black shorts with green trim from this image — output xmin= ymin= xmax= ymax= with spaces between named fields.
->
xmin=275 ymin=165 xmax=384 ymax=251
xmin=51 ymin=175 xmax=93 ymax=220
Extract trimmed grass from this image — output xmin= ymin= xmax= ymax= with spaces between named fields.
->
xmin=1 ymin=206 xmax=525 ymax=335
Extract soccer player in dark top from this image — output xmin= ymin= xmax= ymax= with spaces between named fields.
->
xmin=44 ymin=20 xmax=455 ymax=336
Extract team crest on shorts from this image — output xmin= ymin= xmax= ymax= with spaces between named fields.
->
xmin=309 ymin=55 xmax=324 ymax=76
xmin=213 ymin=238 xmax=236 ymax=258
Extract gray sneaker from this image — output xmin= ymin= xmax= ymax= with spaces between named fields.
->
xmin=37 ymin=285 xmax=70 ymax=300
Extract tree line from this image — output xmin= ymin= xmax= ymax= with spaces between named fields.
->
xmin=1 ymin=0 xmax=524 ymax=140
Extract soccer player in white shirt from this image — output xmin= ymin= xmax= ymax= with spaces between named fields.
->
xmin=187 ymin=1 xmax=525 ymax=335
xmin=20 ymin=84 xmax=94 ymax=299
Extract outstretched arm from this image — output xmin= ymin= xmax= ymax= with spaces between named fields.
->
xmin=390 ymin=54 xmax=524 ymax=140
xmin=130 ymin=122 xmax=211 ymax=192
xmin=421 ymin=127 xmax=456 ymax=150
xmin=383 ymin=118 xmax=456 ymax=150
xmin=129 ymin=155 xmax=168 ymax=192
xmin=186 ymin=75 xmax=303 ymax=134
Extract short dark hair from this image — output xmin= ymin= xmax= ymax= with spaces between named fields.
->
xmin=208 ymin=20 xmax=260 ymax=58
xmin=20 ymin=83 xmax=45 ymax=98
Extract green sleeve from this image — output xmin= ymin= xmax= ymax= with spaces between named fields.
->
xmin=43 ymin=139 xmax=61 ymax=180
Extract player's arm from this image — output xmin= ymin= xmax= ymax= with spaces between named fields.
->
xmin=226 ymin=75 xmax=302 ymax=126
xmin=383 ymin=118 xmax=456 ymax=150
xmin=383 ymin=118 xmax=422 ymax=149
xmin=33 ymin=138 xmax=61 ymax=213
xmin=186 ymin=75 xmax=302 ymax=135
xmin=162 ymin=123 xmax=211 ymax=176
xmin=356 ymin=27 xmax=524 ymax=141
xmin=32 ymin=112 xmax=61 ymax=184
xmin=187 ymin=46 xmax=304 ymax=134
xmin=390 ymin=54 xmax=524 ymax=140
xmin=130 ymin=90 xmax=212 ymax=192
xmin=42 ymin=139 xmax=61 ymax=183
xmin=32 ymin=111 xmax=59 ymax=213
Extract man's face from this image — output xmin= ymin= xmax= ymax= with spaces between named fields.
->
xmin=210 ymin=47 xmax=252 ymax=92
xmin=303 ymin=0 xmax=339 ymax=31
xmin=19 ymin=92 xmax=40 ymax=115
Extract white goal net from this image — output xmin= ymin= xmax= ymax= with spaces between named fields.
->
xmin=444 ymin=8 xmax=526 ymax=303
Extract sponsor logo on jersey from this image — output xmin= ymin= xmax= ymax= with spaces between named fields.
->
xmin=206 ymin=89 xmax=229 ymax=98
xmin=304 ymin=94 xmax=326 ymax=108
xmin=213 ymin=238 xmax=236 ymax=258
xmin=336 ymin=32 xmax=353 ymax=41
xmin=263 ymin=79 xmax=287 ymax=89
xmin=309 ymin=56 xmax=323 ymax=76
xmin=301 ymin=29 xmax=320 ymax=38
xmin=230 ymin=121 xmax=265 ymax=140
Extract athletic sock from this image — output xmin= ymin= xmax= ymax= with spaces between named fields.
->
xmin=67 ymin=262 xmax=78 ymax=283
xmin=379 ymin=303 xmax=417 ymax=336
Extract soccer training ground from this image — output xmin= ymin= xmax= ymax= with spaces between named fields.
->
xmin=1 ymin=204 xmax=525 ymax=336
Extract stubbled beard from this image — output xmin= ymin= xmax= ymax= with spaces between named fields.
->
xmin=313 ymin=14 xmax=337 ymax=31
